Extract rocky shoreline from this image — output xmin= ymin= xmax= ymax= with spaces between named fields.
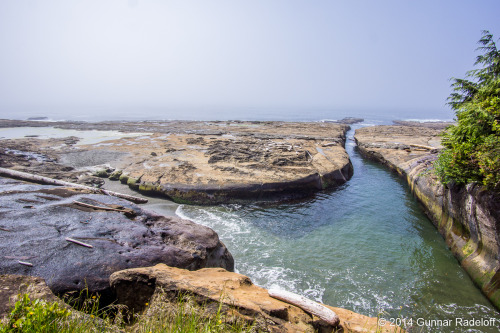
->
xmin=0 ymin=118 xmax=405 ymax=332
xmin=354 ymin=124 xmax=500 ymax=310
xmin=3 ymin=117 xmax=498 ymax=329
xmin=0 ymin=177 xmax=396 ymax=332
xmin=1 ymin=267 xmax=397 ymax=333
xmin=0 ymin=119 xmax=353 ymax=204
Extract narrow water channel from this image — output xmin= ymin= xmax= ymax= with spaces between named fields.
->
xmin=170 ymin=126 xmax=499 ymax=332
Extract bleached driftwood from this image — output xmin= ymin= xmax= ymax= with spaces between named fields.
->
xmin=18 ymin=261 xmax=33 ymax=267
xmin=65 ymin=237 xmax=94 ymax=248
xmin=409 ymin=144 xmax=436 ymax=150
xmin=322 ymin=142 xmax=337 ymax=147
xmin=73 ymin=200 xmax=128 ymax=213
xmin=268 ymin=288 xmax=340 ymax=326
xmin=0 ymin=167 xmax=147 ymax=204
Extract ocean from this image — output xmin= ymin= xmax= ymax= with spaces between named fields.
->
xmin=1 ymin=105 xmax=454 ymax=124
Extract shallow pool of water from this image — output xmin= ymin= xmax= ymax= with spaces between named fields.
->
xmin=0 ymin=127 xmax=150 ymax=145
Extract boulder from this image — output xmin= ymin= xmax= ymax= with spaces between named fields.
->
xmin=0 ymin=177 xmax=233 ymax=304
xmin=110 ymin=264 xmax=397 ymax=333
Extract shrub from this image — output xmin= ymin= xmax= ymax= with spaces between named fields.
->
xmin=435 ymin=31 xmax=500 ymax=190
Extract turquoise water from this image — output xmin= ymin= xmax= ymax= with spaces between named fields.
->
xmin=173 ymin=125 xmax=499 ymax=332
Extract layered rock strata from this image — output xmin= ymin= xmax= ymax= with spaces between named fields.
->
xmin=1 ymin=269 xmax=398 ymax=333
xmin=354 ymin=125 xmax=500 ymax=309
xmin=0 ymin=177 xmax=233 ymax=304
xmin=110 ymin=264 xmax=397 ymax=333
xmin=0 ymin=120 xmax=353 ymax=204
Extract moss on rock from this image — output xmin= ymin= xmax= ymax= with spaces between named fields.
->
xmin=109 ymin=170 xmax=122 ymax=180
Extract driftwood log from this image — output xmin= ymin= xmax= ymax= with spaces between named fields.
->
xmin=0 ymin=167 xmax=147 ymax=204
xmin=18 ymin=261 xmax=33 ymax=267
xmin=73 ymin=200 xmax=136 ymax=217
xmin=409 ymin=144 xmax=436 ymax=150
xmin=65 ymin=237 xmax=94 ymax=248
xmin=268 ymin=288 xmax=340 ymax=326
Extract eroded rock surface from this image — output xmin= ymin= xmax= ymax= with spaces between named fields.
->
xmin=0 ymin=120 xmax=353 ymax=204
xmin=110 ymin=264 xmax=397 ymax=333
xmin=0 ymin=177 xmax=233 ymax=303
xmin=0 ymin=137 xmax=105 ymax=187
xmin=1 ymin=268 xmax=397 ymax=333
xmin=355 ymin=125 xmax=500 ymax=310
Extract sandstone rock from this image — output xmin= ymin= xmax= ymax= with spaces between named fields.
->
xmin=110 ymin=264 xmax=397 ymax=333
xmin=355 ymin=125 xmax=500 ymax=310
xmin=0 ymin=177 xmax=233 ymax=304
xmin=78 ymin=122 xmax=353 ymax=204
xmin=0 ymin=119 xmax=353 ymax=204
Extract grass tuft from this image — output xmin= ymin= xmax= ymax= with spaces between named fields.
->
xmin=0 ymin=290 xmax=255 ymax=333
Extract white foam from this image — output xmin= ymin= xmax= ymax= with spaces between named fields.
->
xmin=176 ymin=204 xmax=326 ymax=303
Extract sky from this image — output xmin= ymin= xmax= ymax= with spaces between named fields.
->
xmin=1 ymin=0 xmax=500 ymax=121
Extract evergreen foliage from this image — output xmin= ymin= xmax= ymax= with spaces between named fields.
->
xmin=435 ymin=31 xmax=500 ymax=190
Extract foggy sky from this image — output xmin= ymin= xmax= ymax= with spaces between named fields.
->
xmin=1 ymin=0 xmax=500 ymax=119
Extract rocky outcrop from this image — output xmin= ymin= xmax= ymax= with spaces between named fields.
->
xmin=0 ymin=120 xmax=353 ymax=204
xmin=0 ymin=275 xmax=59 ymax=320
xmin=0 ymin=137 xmax=105 ymax=187
xmin=0 ymin=177 xmax=233 ymax=304
xmin=1 ymin=268 xmax=398 ymax=333
xmin=110 ymin=264 xmax=397 ymax=333
xmin=355 ymin=125 xmax=500 ymax=310
xmin=322 ymin=117 xmax=364 ymax=125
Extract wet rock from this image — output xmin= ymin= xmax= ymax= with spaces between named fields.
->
xmin=110 ymin=264 xmax=397 ymax=333
xmin=93 ymin=169 xmax=111 ymax=178
xmin=0 ymin=178 xmax=233 ymax=304
xmin=109 ymin=170 xmax=123 ymax=180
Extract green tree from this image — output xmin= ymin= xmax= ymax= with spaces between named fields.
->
xmin=435 ymin=30 xmax=500 ymax=190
